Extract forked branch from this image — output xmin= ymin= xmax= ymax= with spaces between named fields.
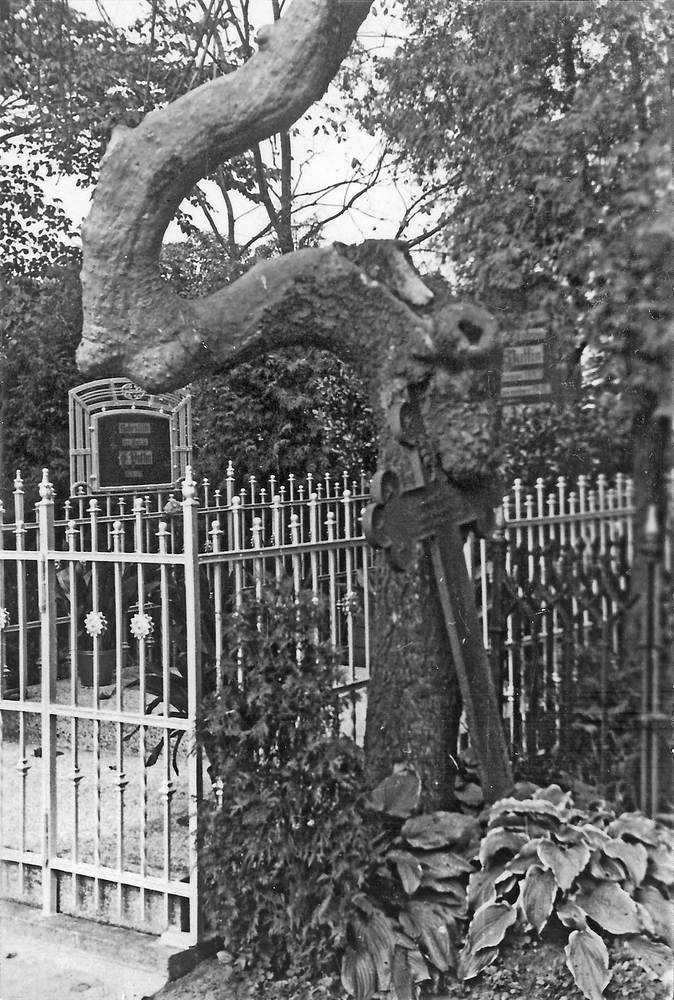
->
xmin=78 ymin=0 xmax=375 ymax=390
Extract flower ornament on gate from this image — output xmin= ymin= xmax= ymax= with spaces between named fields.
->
xmin=130 ymin=612 xmax=154 ymax=641
xmin=338 ymin=591 xmax=360 ymax=619
xmin=84 ymin=610 xmax=108 ymax=638
xmin=0 ymin=608 xmax=10 ymax=630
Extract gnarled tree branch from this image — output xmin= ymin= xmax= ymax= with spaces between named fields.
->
xmin=78 ymin=0 xmax=375 ymax=390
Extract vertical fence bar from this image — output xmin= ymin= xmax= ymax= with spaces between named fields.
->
xmin=38 ymin=471 xmax=58 ymax=915
xmin=182 ymin=469 xmax=203 ymax=944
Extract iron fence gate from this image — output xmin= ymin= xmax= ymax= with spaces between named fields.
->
xmin=1 ymin=466 xmax=662 ymax=937
xmin=0 ymin=466 xmax=373 ymax=939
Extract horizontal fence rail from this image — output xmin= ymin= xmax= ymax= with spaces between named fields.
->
xmin=1 ymin=465 xmax=660 ymax=940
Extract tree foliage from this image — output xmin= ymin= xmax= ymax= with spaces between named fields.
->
xmin=359 ymin=0 xmax=673 ymax=407
xmin=0 ymin=265 xmax=81 ymax=505
xmin=162 ymin=233 xmax=377 ymax=484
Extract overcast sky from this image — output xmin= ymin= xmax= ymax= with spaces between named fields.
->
xmin=48 ymin=1 xmax=435 ymax=254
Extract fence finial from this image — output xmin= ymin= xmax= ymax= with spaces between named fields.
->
xmin=182 ymin=466 xmax=197 ymax=502
xmin=38 ymin=469 xmax=53 ymax=501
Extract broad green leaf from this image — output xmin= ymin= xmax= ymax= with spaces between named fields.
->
xmin=505 ymin=838 xmax=547 ymax=874
xmin=565 ymin=928 xmax=611 ymax=1000
xmin=556 ymin=898 xmax=588 ymax=930
xmin=393 ymin=930 xmax=416 ymax=950
xmin=555 ymin=823 xmax=584 ymax=844
xmin=647 ymin=843 xmax=674 ymax=886
xmin=589 ymin=852 xmax=626 ymax=882
xmin=623 ymin=935 xmax=674 ymax=986
xmin=520 ymin=864 xmax=557 ymax=933
xmin=419 ymin=849 xmax=474 ymax=878
xmin=488 ymin=797 xmax=562 ymax=829
xmin=360 ymin=909 xmax=397 ymax=992
xmin=479 ymin=827 xmax=529 ymax=866
xmin=406 ymin=948 xmax=431 ymax=983
xmin=538 ymin=839 xmax=591 ymax=891
xmin=416 ymin=879 xmax=468 ymax=913
xmin=400 ymin=900 xmax=455 ymax=972
xmin=606 ymin=813 xmax=659 ymax=846
xmin=458 ymin=944 xmax=500 ymax=982
xmin=603 ymin=838 xmax=648 ymax=886
xmin=454 ymin=782 xmax=484 ymax=809
xmin=341 ymin=945 xmax=377 ymax=1000
xmin=390 ymin=946 xmax=416 ymax=1000
xmin=368 ymin=769 xmax=421 ymax=818
xmin=388 ymin=849 xmax=423 ymax=895
xmin=534 ymin=783 xmax=572 ymax=808
xmin=401 ymin=812 xmax=480 ymax=850
xmin=578 ymin=825 xmax=610 ymax=849
xmin=424 ymin=896 xmax=466 ymax=923
xmin=635 ymin=884 xmax=674 ymax=946
xmin=467 ymin=865 xmax=503 ymax=910
xmin=575 ymin=880 xmax=642 ymax=935
xmin=464 ymin=901 xmax=517 ymax=952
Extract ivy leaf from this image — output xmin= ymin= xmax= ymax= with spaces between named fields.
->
xmin=575 ymin=880 xmax=642 ymax=935
xmin=341 ymin=945 xmax=377 ymax=1000
xmin=565 ymin=928 xmax=611 ymax=1000
xmin=602 ymin=838 xmax=648 ymax=886
xmin=538 ymin=839 xmax=591 ymax=891
xmin=623 ymin=935 xmax=674 ymax=986
xmin=520 ymin=864 xmax=557 ymax=933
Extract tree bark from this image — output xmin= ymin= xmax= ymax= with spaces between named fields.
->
xmin=77 ymin=0 xmax=512 ymax=809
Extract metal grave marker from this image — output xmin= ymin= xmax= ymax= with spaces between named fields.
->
xmin=69 ymin=378 xmax=192 ymax=493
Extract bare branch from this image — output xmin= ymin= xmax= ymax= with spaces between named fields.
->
xmin=79 ymin=0 xmax=374 ymax=389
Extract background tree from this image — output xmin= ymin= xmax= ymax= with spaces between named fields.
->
xmin=359 ymin=0 xmax=674 ymax=804
xmin=0 ymin=1 xmax=386 ymax=497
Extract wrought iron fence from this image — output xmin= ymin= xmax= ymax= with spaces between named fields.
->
xmin=0 ymin=465 xmax=654 ymax=939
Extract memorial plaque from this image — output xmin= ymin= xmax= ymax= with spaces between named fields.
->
xmin=95 ymin=411 xmax=173 ymax=488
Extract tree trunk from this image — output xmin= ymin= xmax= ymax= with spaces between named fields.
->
xmin=76 ymin=0 xmax=512 ymax=809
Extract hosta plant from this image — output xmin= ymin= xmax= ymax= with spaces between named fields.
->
xmin=342 ymin=778 xmax=674 ymax=1000
xmin=461 ymin=784 xmax=674 ymax=1000
xmin=341 ymin=768 xmax=481 ymax=1000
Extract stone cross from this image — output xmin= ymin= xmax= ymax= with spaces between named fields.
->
xmin=362 ymin=395 xmax=512 ymax=804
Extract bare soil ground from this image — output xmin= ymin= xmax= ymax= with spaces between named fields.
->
xmin=149 ymin=933 xmax=670 ymax=1000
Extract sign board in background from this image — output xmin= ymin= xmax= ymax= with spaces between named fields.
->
xmin=501 ymin=319 xmax=579 ymax=406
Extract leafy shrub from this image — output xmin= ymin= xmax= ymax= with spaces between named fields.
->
xmin=343 ymin=779 xmax=674 ymax=1000
xmin=342 ymin=768 xmax=480 ymax=1000
xmin=462 ymin=786 xmax=673 ymax=999
xmin=197 ymin=580 xmax=375 ymax=980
